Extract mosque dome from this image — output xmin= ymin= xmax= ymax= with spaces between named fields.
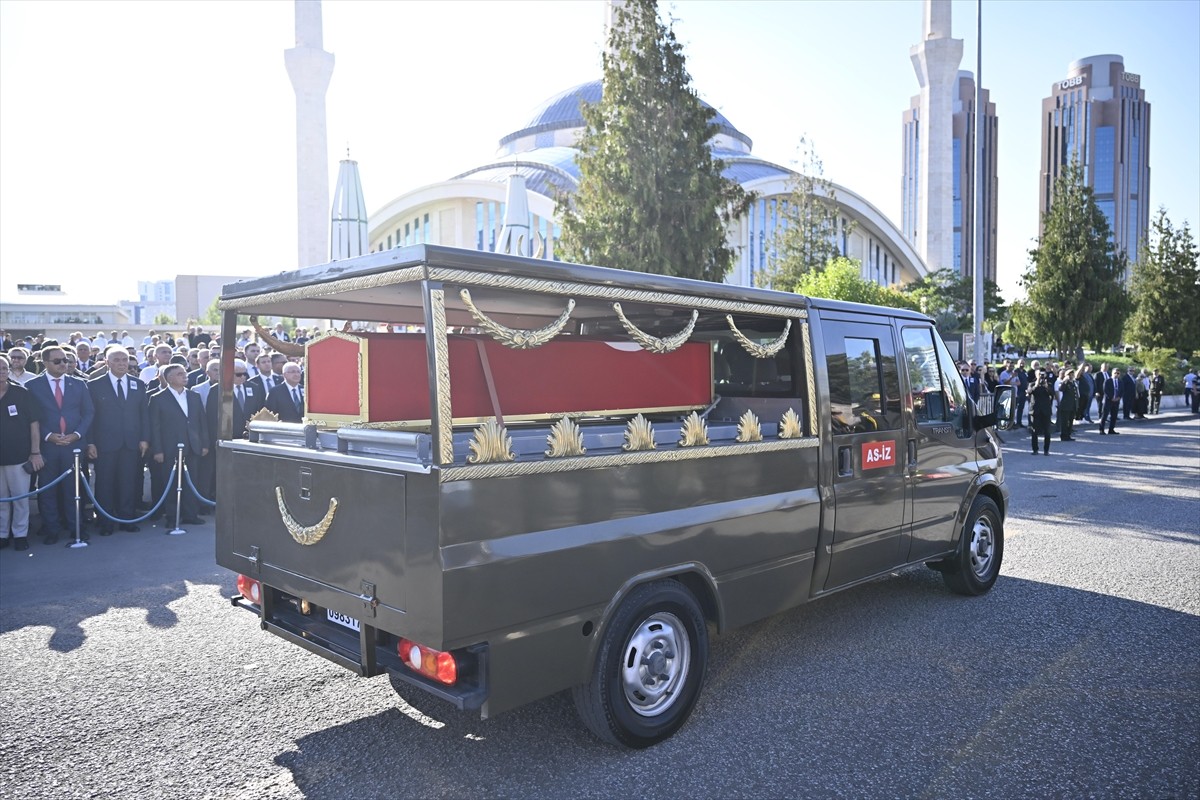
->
xmin=497 ymin=79 xmax=753 ymax=157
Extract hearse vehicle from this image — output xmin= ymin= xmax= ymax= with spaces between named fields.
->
xmin=214 ymin=245 xmax=1008 ymax=748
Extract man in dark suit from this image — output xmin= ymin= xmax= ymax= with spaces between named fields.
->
xmin=26 ymin=345 xmax=95 ymax=544
xmin=265 ymin=362 xmax=305 ymax=423
xmin=186 ymin=347 xmax=211 ymax=387
xmin=1120 ymin=367 xmax=1137 ymax=421
xmin=148 ymin=364 xmax=208 ymax=525
xmin=246 ymin=353 xmax=278 ymax=396
xmin=87 ymin=345 xmax=149 ymax=534
xmin=199 ymin=360 xmax=262 ymax=500
xmin=1100 ymin=367 xmax=1121 ymax=435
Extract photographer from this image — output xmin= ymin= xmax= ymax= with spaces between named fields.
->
xmin=1030 ymin=369 xmax=1054 ymax=455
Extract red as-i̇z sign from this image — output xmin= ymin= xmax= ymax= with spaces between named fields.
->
xmin=862 ymin=440 xmax=897 ymax=470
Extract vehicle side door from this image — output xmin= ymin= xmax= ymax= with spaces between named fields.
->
xmin=900 ymin=325 xmax=977 ymax=562
xmin=823 ymin=319 xmax=910 ymax=589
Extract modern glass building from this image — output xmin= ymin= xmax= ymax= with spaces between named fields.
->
xmin=1039 ymin=54 xmax=1150 ymax=273
xmin=902 ymin=71 xmax=997 ymax=282
xmin=368 ymin=79 xmax=928 ymax=289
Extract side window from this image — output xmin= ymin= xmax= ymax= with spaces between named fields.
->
xmin=712 ymin=318 xmax=795 ymax=398
xmin=827 ymin=331 xmax=902 ymax=434
xmin=902 ymin=326 xmax=969 ymax=435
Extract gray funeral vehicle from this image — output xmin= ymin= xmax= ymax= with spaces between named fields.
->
xmin=214 ymin=245 xmax=1009 ymax=749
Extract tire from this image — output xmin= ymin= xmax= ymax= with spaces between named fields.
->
xmin=572 ymin=580 xmax=708 ymax=749
xmin=943 ymin=496 xmax=1004 ymax=596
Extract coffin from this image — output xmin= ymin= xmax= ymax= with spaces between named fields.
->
xmin=304 ymin=330 xmax=712 ymax=427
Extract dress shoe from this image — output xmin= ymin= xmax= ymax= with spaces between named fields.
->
xmin=180 ymin=517 xmax=204 ymax=525
xmin=1098 ymin=430 xmax=1106 ymax=435
xmin=43 ymin=533 xmax=59 ymax=545
xmin=0 ymin=536 xmax=9 ymax=550
xmin=14 ymin=538 xmax=29 ymax=552
xmin=99 ymin=528 xmax=114 ymax=536
xmin=120 ymin=524 xmax=141 ymax=532
xmin=1109 ymin=430 xmax=1119 ymax=434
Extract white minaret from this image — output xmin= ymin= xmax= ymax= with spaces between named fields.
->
xmin=330 ymin=153 xmax=367 ymax=261
xmin=909 ymin=0 xmax=962 ymax=272
xmin=284 ymin=0 xmax=334 ymax=268
xmin=495 ymin=173 xmax=533 ymax=258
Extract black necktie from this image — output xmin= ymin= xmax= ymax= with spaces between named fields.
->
xmin=118 ymin=378 xmax=126 ymax=401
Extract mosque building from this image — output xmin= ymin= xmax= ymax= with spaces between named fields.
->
xmin=297 ymin=0 xmax=929 ymax=289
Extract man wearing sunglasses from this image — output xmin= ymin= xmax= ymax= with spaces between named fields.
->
xmin=25 ymin=345 xmax=95 ymax=544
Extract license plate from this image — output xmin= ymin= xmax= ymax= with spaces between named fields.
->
xmin=326 ymin=608 xmax=361 ymax=632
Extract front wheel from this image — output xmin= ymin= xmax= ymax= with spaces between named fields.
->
xmin=942 ymin=496 xmax=1004 ymax=596
xmin=572 ymin=580 xmax=708 ymax=749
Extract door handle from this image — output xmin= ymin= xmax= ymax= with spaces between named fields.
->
xmin=837 ymin=445 xmax=853 ymax=477
xmin=908 ymin=440 xmax=918 ymax=466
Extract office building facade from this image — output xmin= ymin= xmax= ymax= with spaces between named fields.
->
xmin=1039 ymin=54 xmax=1150 ymax=272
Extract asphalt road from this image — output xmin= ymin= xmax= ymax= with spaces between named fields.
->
xmin=1 ymin=412 xmax=1197 ymax=799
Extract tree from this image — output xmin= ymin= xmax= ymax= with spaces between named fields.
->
xmin=755 ymin=136 xmax=845 ymax=292
xmin=1022 ymin=160 xmax=1128 ymax=356
xmin=152 ymin=312 xmax=176 ymax=326
xmin=1126 ymin=207 xmax=1200 ymax=355
xmin=904 ymin=268 xmax=1007 ymax=335
xmin=794 ymin=257 xmax=920 ymax=312
xmin=1003 ymin=301 xmax=1039 ymax=354
xmin=557 ymin=0 xmax=749 ymax=282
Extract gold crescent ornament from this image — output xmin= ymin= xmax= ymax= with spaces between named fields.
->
xmin=275 ymin=487 xmax=338 ymax=546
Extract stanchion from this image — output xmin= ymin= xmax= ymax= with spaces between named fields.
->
xmin=168 ymin=443 xmax=187 ymax=536
xmin=69 ymin=448 xmax=88 ymax=549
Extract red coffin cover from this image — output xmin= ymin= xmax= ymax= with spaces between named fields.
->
xmin=307 ymin=332 xmax=712 ymax=422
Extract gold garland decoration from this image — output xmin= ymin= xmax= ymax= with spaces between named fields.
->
xmin=726 ymin=316 xmax=793 ymax=359
xmin=612 ymin=304 xmax=698 ymax=354
xmin=274 ymin=487 xmax=338 ymax=546
xmin=459 ymin=289 xmax=574 ymax=349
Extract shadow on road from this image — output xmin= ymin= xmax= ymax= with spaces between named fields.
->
xmin=271 ymin=570 xmax=1200 ymax=799
xmin=0 ymin=526 xmax=233 ymax=652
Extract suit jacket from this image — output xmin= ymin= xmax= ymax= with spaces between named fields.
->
xmin=205 ymin=383 xmax=263 ymax=441
xmin=248 ymin=373 xmax=281 ymax=396
xmin=149 ymin=388 xmax=209 ymax=457
xmin=186 ymin=367 xmax=207 ymax=387
xmin=88 ymin=373 xmax=149 ymax=452
xmin=265 ymin=382 xmax=304 ymax=423
xmin=1119 ymin=374 xmax=1137 ymax=401
xmin=26 ymin=372 xmax=95 ymax=447
xmin=1103 ymin=376 xmax=1121 ymax=402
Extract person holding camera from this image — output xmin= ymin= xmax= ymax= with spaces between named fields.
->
xmin=1029 ymin=369 xmax=1054 ymax=455
xmin=0 ymin=354 xmax=43 ymax=551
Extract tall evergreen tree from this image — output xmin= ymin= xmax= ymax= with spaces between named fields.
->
xmin=1023 ymin=160 xmax=1128 ymax=356
xmin=905 ymin=267 xmax=1007 ymax=335
xmin=1126 ymin=207 xmax=1200 ymax=354
xmin=795 ymin=257 xmax=920 ymax=312
xmin=557 ymin=0 xmax=749 ymax=281
xmin=756 ymin=136 xmax=845 ymax=292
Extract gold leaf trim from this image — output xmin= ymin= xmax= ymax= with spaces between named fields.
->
xmin=275 ymin=487 xmax=338 ymax=546
xmin=545 ymin=417 xmax=586 ymax=458
xmin=623 ymin=414 xmax=657 ymax=452
xmin=467 ymin=419 xmax=515 ymax=464
xmin=726 ymin=316 xmax=793 ymax=359
xmin=440 ymin=436 xmax=819 ymax=482
xmin=460 ymin=288 xmax=574 ymax=349
xmin=779 ymin=408 xmax=804 ymax=439
xmin=612 ymin=304 xmax=698 ymax=354
xmin=736 ymin=410 xmax=762 ymax=442
xmin=679 ymin=411 xmax=709 ymax=447
xmin=431 ymin=289 xmax=454 ymax=465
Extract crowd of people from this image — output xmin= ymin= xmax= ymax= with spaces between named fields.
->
xmin=957 ymin=355 xmax=1198 ymax=456
xmin=0 ymin=325 xmax=307 ymax=551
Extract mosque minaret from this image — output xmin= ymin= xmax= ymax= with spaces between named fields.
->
xmin=284 ymin=0 xmax=335 ymax=268
xmin=907 ymin=0 xmax=962 ymax=273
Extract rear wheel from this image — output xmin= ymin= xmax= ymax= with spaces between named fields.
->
xmin=943 ymin=496 xmax=1004 ymax=595
xmin=572 ymin=580 xmax=708 ymax=749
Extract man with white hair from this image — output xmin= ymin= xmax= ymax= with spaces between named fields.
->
xmin=265 ymin=362 xmax=305 ymax=423
xmin=87 ymin=345 xmax=149 ymax=534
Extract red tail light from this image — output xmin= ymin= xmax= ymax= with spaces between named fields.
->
xmin=397 ymin=638 xmax=457 ymax=685
xmin=237 ymin=574 xmax=261 ymax=604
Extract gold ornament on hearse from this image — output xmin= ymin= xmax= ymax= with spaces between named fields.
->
xmin=460 ymin=288 xmax=574 ymax=349
xmin=726 ymin=315 xmax=792 ymax=359
xmin=623 ymin=414 xmax=657 ymax=452
xmin=779 ymin=408 xmax=803 ymax=439
xmin=736 ymin=410 xmax=763 ymax=442
xmin=678 ymin=411 xmax=709 ymax=447
xmin=612 ymin=304 xmax=698 ymax=354
xmin=467 ymin=419 xmax=515 ymax=464
xmin=275 ymin=488 xmax=338 ymax=546
xmin=545 ymin=417 xmax=586 ymax=458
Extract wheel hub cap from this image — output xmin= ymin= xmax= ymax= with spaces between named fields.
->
xmin=620 ymin=612 xmax=691 ymax=717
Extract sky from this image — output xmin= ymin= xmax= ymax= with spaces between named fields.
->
xmin=1 ymin=0 xmax=1197 ymax=308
